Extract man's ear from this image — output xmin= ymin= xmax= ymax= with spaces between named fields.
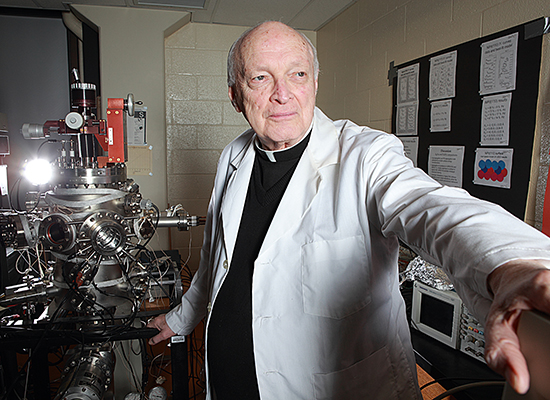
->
xmin=228 ymin=86 xmax=243 ymax=113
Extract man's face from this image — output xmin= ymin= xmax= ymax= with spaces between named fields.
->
xmin=229 ymin=22 xmax=318 ymax=151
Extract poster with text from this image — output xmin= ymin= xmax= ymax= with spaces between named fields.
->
xmin=428 ymin=145 xmax=465 ymax=187
xmin=397 ymin=63 xmax=420 ymax=104
xmin=396 ymin=103 xmax=418 ymax=135
xmin=480 ymin=32 xmax=518 ymax=95
xmin=474 ymin=148 xmax=513 ymax=189
xmin=429 ymin=50 xmax=457 ymax=101
xmin=481 ymin=93 xmax=511 ymax=145
xmin=430 ymin=99 xmax=452 ymax=132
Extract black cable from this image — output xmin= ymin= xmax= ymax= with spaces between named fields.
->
xmin=431 ymin=381 xmax=506 ymax=400
xmin=0 ymin=290 xmax=74 ymax=400
xmin=118 ymin=340 xmax=142 ymax=394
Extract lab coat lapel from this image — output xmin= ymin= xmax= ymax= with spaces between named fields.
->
xmin=258 ymin=107 xmax=340 ymax=256
xmin=220 ymin=135 xmax=255 ymax=264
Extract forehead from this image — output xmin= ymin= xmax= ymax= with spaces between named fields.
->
xmin=240 ymin=24 xmax=313 ymax=70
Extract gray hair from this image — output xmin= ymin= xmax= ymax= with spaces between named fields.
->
xmin=227 ymin=22 xmax=319 ymax=88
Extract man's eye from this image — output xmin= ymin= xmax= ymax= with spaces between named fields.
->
xmin=252 ymin=75 xmax=265 ymax=82
xmin=296 ymin=71 xmax=306 ymax=77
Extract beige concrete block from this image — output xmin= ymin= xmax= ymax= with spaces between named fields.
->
xmin=198 ymin=75 xmax=229 ymax=101
xmin=368 ymin=119 xmax=391 ymax=132
xmin=223 ymin=102 xmax=249 ymax=126
xmin=538 ymin=103 xmax=550 ymax=165
xmin=334 ymin=61 xmax=359 ymax=99
xmin=344 ymin=27 xmax=372 ymax=70
xmin=389 ymin=37 xmax=425 ymax=67
xmin=166 ymin=74 xmax=197 ymax=100
xmin=336 ymin=2 xmax=359 ymax=43
xmin=357 ymin=54 xmax=389 ymax=92
xmin=168 ymin=174 xmax=216 ymax=200
xmin=195 ymin=23 xmax=249 ymax=51
xmin=171 ymin=243 xmax=202 ymax=274
xmin=369 ymin=85 xmax=393 ymax=121
xmin=168 ymin=149 xmax=221 ymax=174
xmin=452 ymin=0 xmax=505 ymax=16
xmin=166 ymin=99 xmax=172 ymax=124
xmin=482 ymin=0 xmax=550 ymax=36
xmin=344 ymin=89 xmax=370 ymax=125
xmin=535 ymin=164 xmax=548 ymax=224
xmin=406 ymin=0 xmax=453 ymax=54
xmin=167 ymin=124 xmax=198 ymax=150
xmin=317 ymin=100 xmax=346 ymax=121
xmin=169 ymin=225 xmax=206 ymax=245
xmin=357 ymin=0 xmax=390 ymax=29
xmin=173 ymin=100 xmax=223 ymax=125
xmin=317 ymin=42 xmax=346 ymax=91
xmin=197 ymin=124 xmax=248 ymax=150
xmin=165 ymin=22 xmax=196 ymax=49
xmin=317 ymin=16 xmax=337 ymax=48
xmin=171 ymin=49 xmax=226 ymax=76
xmin=169 ymin=229 xmax=203 ymax=258
xmin=451 ymin=1 xmax=485 ymax=40
xmin=316 ymin=69 xmax=336 ymax=102
xmin=372 ymin=6 xmax=405 ymax=57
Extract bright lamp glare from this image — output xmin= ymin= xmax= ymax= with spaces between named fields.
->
xmin=23 ymin=159 xmax=53 ymax=185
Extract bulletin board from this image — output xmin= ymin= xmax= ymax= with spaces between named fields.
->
xmin=391 ymin=18 xmax=547 ymax=219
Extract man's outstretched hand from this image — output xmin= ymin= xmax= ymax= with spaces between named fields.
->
xmin=484 ymin=259 xmax=550 ymax=394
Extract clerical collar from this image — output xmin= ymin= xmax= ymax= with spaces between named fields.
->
xmin=254 ymin=124 xmax=313 ymax=163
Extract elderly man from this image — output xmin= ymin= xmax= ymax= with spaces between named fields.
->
xmin=149 ymin=21 xmax=550 ymax=399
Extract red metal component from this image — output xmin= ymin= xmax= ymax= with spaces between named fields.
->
xmin=106 ymin=98 xmax=126 ymax=164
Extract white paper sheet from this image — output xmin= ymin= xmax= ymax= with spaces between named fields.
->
xmin=480 ymin=32 xmax=518 ymax=95
xmin=429 ymin=50 xmax=457 ymax=101
xmin=474 ymin=148 xmax=513 ymax=189
xmin=396 ymin=104 xmax=418 ymax=136
xmin=480 ymin=93 xmax=511 ymax=146
xmin=397 ymin=63 xmax=419 ymax=105
xmin=428 ymin=145 xmax=465 ymax=187
xmin=430 ymin=99 xmax=452 ymax=132
xmin=396 ymin=64 xmax=420 ymax=136
xmin=399 ymin=136 xmax=419 ymax=167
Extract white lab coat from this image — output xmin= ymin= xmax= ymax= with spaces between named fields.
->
xmin=166 ymin=107 xmax=550 ymax=399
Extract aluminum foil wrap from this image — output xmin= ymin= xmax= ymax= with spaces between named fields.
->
xmin=403 ymin=256 xmax=454 ymax=291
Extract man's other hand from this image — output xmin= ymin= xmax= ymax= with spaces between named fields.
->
xmin=147 ymin=314 xmax=176 ymax=345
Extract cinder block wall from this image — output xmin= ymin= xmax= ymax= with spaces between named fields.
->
xmin=165 ymin=23 xmax=249 ymax=270
xmin=316 ymin=0 xmax=550 ymax=227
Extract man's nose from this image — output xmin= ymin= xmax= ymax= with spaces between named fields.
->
xmin=271 ymin=78 xmax=291 ymax=104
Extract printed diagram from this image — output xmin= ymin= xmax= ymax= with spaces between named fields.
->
xmin=477 ymin=159 xmax=508 ymax=182
xmin=474 ymin=148 xmax=513 ymax=189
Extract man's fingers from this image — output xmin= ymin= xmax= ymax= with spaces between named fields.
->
xmin=146 ymin=314 xmax=176 ymax=345
xmin=486 ymin=336 xmax=530 ymax=394
xmin=485 ymin=307 xmax=530 ymax=394
xmin=149 ymin=332 xmax=167 ymax=346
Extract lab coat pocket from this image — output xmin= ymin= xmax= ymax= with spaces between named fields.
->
xmin=301 ymin=235 xmax=371 ymax=319
xmin=312 ymin=346 xmax=398 ymax=400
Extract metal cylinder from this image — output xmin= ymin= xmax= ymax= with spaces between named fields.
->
xmin=21 ymin=123 xmax=46 ymax=139
xmin=55 ymin=344 xmax=113 ymax=400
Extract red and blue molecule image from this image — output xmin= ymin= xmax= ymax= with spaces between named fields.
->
xmin=478 ymin=159 xmax=508 ymax=182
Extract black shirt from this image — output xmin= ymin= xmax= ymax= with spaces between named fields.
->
xmin=207 ymin=133 xmax=310 ymax=399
